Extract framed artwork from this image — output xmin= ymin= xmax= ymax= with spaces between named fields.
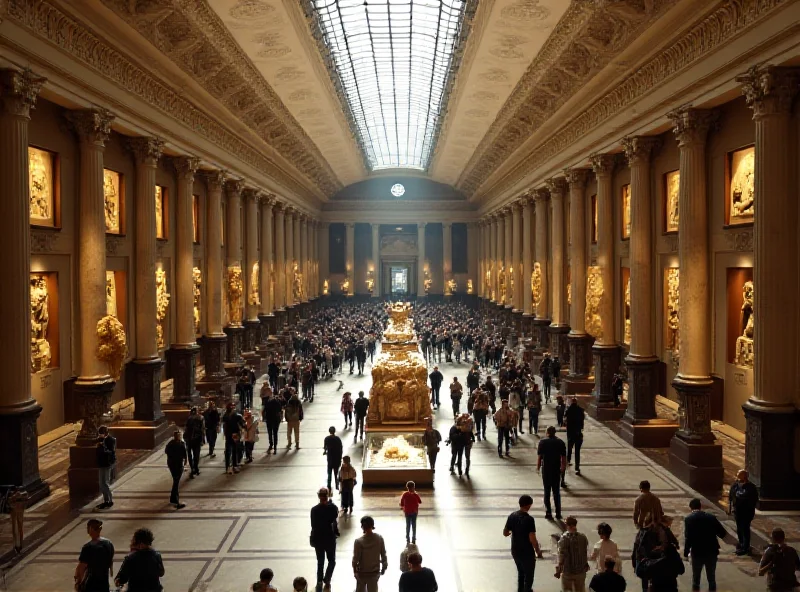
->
xmin=155 ymin=186 xmax=167 ymax=239
xmin=103 ymin=169 xmax=124 ymax=234
xmin=621 ymin=184 xmax=631 ymax=240
xmin=590 ymin=194 xmax=598 ymax=244
xmin=664 ymin=170 xmax=680 ymax=233
xmin=726 ymin=145 xmax=755 ymax=226
xmin=30 ymin=272 xmax=60 ymax=372
xmin=192 ymin=194 xmax=200 ymax=244
xmin=29 ymin=146 xmax=59 ymax=228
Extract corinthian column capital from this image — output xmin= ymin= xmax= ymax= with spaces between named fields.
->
xmin=622 ymin=136 xmax=661 ymax=166
xmin=667 ymin=107 xmax=717 ymax=148
xmin=173 ymin=156 xmax=200 ymax=181
xmin=0 ymin=68 xmax=45 ymax=118
xmin=225 ymin=178 xmax=244 ymax=198
xmin=737 ymin=65 xmax=800 ymax=119
xmin=127 ymin=136 xmax=164 ymax=166
xmin=589 ymin=153 xmax=616 ymax=178
xmin=260 ymin=192 xmax=276 ymax=207
xmin=242 ymin=187 xmax=260 ymax=203
xmin=202 ymin=169 xmax=227 ymax=192
xmin=563 ymin=168 xmax=589 ymax=188
xmin=66 ymin=108 xmax=115 ymax=147
xmin=532 ymin=187 xmax=550 ymax=203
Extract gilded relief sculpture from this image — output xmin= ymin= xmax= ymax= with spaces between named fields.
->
xmin=485 ymin=267 xmax=492 ymax=300
xmin=666 ymin=268 xmax=680 ymax=368
xmin=497 ymin=263 xmax=506 ymax=304
xmin=249 ymin=262 xmax=260 ymax=307
xmin=97 ymin=315 xmax=127 ymax=380
xmin=105 ymin=271 xmax=117 ymax=317
xmin=155 ymin=268 xmax=170 ymax=349
xmin=531 ymin=263 xmax=542 ymax=315
xmin=508 ymin=267 xmax=515 ymax=307
xmin=340 ymin=277 xmax=350 ymax=295
xmin=103 ymin=169 xmax=120 ymax=233
xmin=423 ymin=268 xmax=432 ymax=295
xmin=155 ymin=186 xmax=165 ymax=239
xmin=29 ymin=147 xmax=53 ymax=225
xmin=227 ymin=265 xmax=244 ymax=325
xmin=446 ymin=278 xmax=457 ymax=295
xmin=735 ymin=280 xmax=754 ymax=368
xmin=624 ymin=277 xmax=632 ymax=345
xmin=192 ymin=267 xmax=202 ymax=336
xmin=30 ymin=274 xmax=52 ymax=372
xmin=466 ymin=279 xmax=473 ymax=295
xmin=666 ymin=170 xmax=680 ymax=232
xmin=292 ymin=261 xmax=304 ymax=303
xmin=730 ymin=147 xmax=755 ymax=222
xmin=323 ymin=279 xmax=329 ymax=296
xmin=585 ymin=266 xmax=603 ymax=340
xmin=621 ymin=184 xmax=631 ymax=239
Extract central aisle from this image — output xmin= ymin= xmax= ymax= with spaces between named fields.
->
xmin=8 ymin=354 xmax=760 ymax=591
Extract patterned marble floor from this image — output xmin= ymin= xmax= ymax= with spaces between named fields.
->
xmin=3 ymin=356 xmax=777 ymax=591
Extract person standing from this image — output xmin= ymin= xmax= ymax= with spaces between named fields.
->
xmin=324 ymin=426 xmax=343 ymax=490
xmin=447 ymin=421 xmax=465 ymax=475
xmin=633 ymin=481 xmax=664 ymax=530
xmin=429 ymin=366 xmax=444 ymax=409
xmin=551 ymin=356 xmax=562 ymax=392
xmin=244 ymin=410 xmax=260 ymax=463
xmin=354 ymin=391 xmax=369 ymax=442
xmin=398 ymin=551 xmax=438 ymax=592
xmin=758 ymin=527 xmax=800 ymax=591
xmin=588 ymin=557 xmax=626 ymax=592
xmin=6 ymin=487 xmax=28 ymax=554
xmin=729 ymin=469 xmax=759 ymax=556
xmin=165 ymin=430 xmax=187 ymax=510
xmin=114 ymin=528 xmax=165 ymax=591
xmin=556 ymin=516 xmax=590 ymax=591
xmin=95 ymin=425 xmax=116 ymax=510
xmin=311 ymin=487 xmax=339 ymax=590
xmin=352 ymin=515 xmax=388 ymax=592
xmin=684 ymin=498 xmax=726 ymax=591
xmin=399 ymin=481 xmax=422 ymax=544
xmin=263 ymin=390 xmax=283 ymax=455
xmin=467 ymin=366 xmax=480 ymax=395
xmin=223 ymin=402 xmax=245 ymax=474
xmin=341 ymin=391 xmax=354 ymax=429
xmin=472 ymin=387 xmax=489 ymax=441
xmin=494 ymin=399 xmax=514 ymax=458
xmin=564 ymin=398 xmax=585 ymax=476
xmin=339 ymin=455 xmax=357 ymax=515
xmin=539 ymin=354 xmax=552 ymax=403
xmin=183 ymin=406 xmax=204 ymax=478
xmin=503 ymin=494 xmax=544 ymax=592
xmin=202 ymin=400 xmax=221 ymax=458
xmin=589 ymin=523 xmax=621 ymax=575
xmin=450 ymin=376 xmax=463 ymax=418
xmin=423 ymin=420 xmax=442 ymax=473
xmin=284 ymin=391 xmax=304 ymax=450
xmin=537 ymin=426 xmax=567 ymax=520
xmin=74 ymin=519 xmax=114 ymax=592
xmin=527 ymin=384 xmax=542 ymax=436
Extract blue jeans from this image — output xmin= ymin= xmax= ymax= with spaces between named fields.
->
xmin=542 ymin=472 xmax=561 ymax=516
xmin=405 ymin=513 xmax=417 ymax=541
xmin=98 ymin=466 xmax=113 ymax=503
xmin=691 ymin=554 xmax=717 ymax=590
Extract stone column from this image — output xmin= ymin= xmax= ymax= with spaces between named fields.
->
xmin=165 ymin=156 xmax=201 ymax=410
xmin=242 ymin=188 xmax=260 ymax=352
xmin=371 ymin=223 xmax=381 ymax=298
xmin=478 ymin=222 xmax=485 ymax=299
xmin=300 ymin=215 xmax=308 ymax=305
xmin=620 ymin=137 xmax=676 ymax=447
xmin=345 ymin=222 xmax=355 ymax=297
xmin=512 ymin=203 xmax=524 ymax=315
xmin=0 ymin=68 xmax=49 ymax=501
xmin=667 ymin=107 xmax=722 ymax=490
xmin=522 ymin=197 xmax=533 ymax=319
xmin=293 ymin=213 xmax=302 ymax=306
xmin=589 ymin=154 xmax=622 ymax=417
xmin=258 ymin=194 xmax=275 ymax=339
xmin=467 ymin=222 xmax=478 ymax=298
xmin=564 ymin=168 xmax=593 ymax=393
xmin=496 ymin=213 xmax=505 ymax=307
xmin=533 ymin=188 xmax=551 ymax=349
xmin=319 ymin=222 xmax=330 ymax=296
xmin=443 ymin=222 xmax=453 ymax=296
xmin=417 ymin=222 xmax=426 ymax=298
xmin=503 ymin=209 xmax=512 ymax=309
xmin=738 ymin=66 xmax=800 ymax=507
xmin=285 ymin=209 xmax=296 ymax=324
xmin=309 ymin=220 xmax=317 ymax=299
xmin=273 ymin=203 xmax=287 ymax=330
xmin=547 ymin=179 xmax=569 ymax=363
xmin=223 ymin=179 xmax=245 ymax=361
xmin=198 ymin=171 xmax=228 ymax=383
xmin=489 ymin=216 xmax=497 ymax=302
xmin=123 ymin=135 xmax=168 ymax=448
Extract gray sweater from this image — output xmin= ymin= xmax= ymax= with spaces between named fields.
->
xmin=352 ymin=532 xmax=388 ymax=574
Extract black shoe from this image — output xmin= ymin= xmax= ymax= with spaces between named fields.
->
xmin=576 ymin=469 xmax=581 ymax=476
xmin=505 ymin=452 xmax=510 ymax=457
xmin=545 ymin=513 xmax=553 ymax=520
xmin=561 ymin=481 xmax=567 ymax=488
xmin=176 ymin=503 xmax=186 ymax=510
xmin=95 ymin=502 xmax=109 ymax=510
xmin=189 ymin=473 xmax=195 ymax=479
xmin=498 ymin=452 xmax=503 ymax=458
xmin=556 ymin=514 xmax=563 ymax=520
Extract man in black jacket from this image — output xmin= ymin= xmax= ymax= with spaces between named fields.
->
xmin=354 ymin=391 xmax=369 ymax=442
xmin=95 ymin=426 xmax=116 ymax=510
xmin=183 ymin=407 xmax=204 ymax=478
xmin=429 ymin=366 xmax=444 ymax=409
xmin=729 ymin=469 xmax=759 ymax=555
xmin=311 ymin=487 xmax=339 ymax=591
xmin=202 ymin=401 xmax=221 ymax=458
xmin=684 ymin=498 xmax=727 ymax=591
xmin=563 ymin=398 xmax=585 ymax=477
xmin=165 ymin=430 xmax=187 ymax=509
xmin=263 ymin=391 xmax=284 ymax=454
xmin=323 ymin=427 xmax=343 ymax=490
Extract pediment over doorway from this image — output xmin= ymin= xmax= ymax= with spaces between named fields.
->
xmin=381 ymin=235 xmax=418 ymax=257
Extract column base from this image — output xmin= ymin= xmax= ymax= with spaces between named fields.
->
xmin=200 ymin=334 xmax=228 ymax=378
xmin=166 ymin=344 xmax=200 ymax=403
xmin=274 ymin=309 xmax=287 ymax=332
xmin=623 ymin=355 xmax=660 ymax=422
xmin=243 ymin=319 xmax=260 ymax=353
xmin=0 ymin=400 xmax=50 ymax=505
xmin=285 ymin=305 xmax=298 ymax=327
xmin=125 ymin=357 xmax=165 ymax=422
xmin=547 ymin=324 xmax=570 ymax=364
xmin=532 ymin=318 xmax=550 ymax=350
xmin=567 ymin=333 xmax=594 ymax=379
xmin=592 ymin=343 xmax=621 ymax=408
xmin=619 ymin=418 xmax=679 ymax=448
xmin=258 ymin=313 xmax=276 ymax=341
xmin=68 ymin=379 xmax=117 ymax=498
xmin=224 ymin=324 xmax=245 ymax=363
xmin=110 ymin=418 xmax=172 ymax=450
xmin=742 ymin=401 xmax=800 ymax=509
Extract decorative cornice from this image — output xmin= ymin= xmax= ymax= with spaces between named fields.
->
xmin=65 ymin=108 xmax=114 ymax=147
xmin=621 ymin=136 xmax=661 ymax=166
xmin=173 ymin=156 xmax=200 ymax=181
xmin=473 ymin=0 xmax=789 ymax=202
xmin=736 ymin=65 xmax=800 ymax=119
xmin=5 ymin=0 xmax=326 ymax=201
xmin=546 ymin=178 xmax=567 ymax=198
xmin=127 ymin=136 xmax=164 ymax=166
xmin=0 ymin=67 xmax=44 ymax=118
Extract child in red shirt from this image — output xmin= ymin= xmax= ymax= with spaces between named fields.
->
xmin=399 ymin=480 xmax=422 ymax=543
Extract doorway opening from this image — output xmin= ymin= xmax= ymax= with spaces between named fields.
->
xmin=390 ymin=266 xmax=409 ymax=298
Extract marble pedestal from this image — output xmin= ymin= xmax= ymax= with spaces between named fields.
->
xmin=589 ymin=344 xmax=625 ymax=420
xmin=532 ymin=318 xmax=550 ymax=350
xmin=67 ymin=381 xmax=116 ymax=497
xmin=243 ymin=320 xmax=260 ymax=354
xmin=258 ymin=313 xmax=276 ymax=341
xmin=620 ymin=357 xmax=677 ymax=448
xmin=116 ymin=358 xmax=170 ymax=449
xmin=564 ymin=334 xmax=594 ymax=395
xmin=742 ymin=403 xmax=800 ymax=510
xmin=197 ymin=335 xmax=235 ymax=402
xmin=274 ymin=309 xmax=287 ymax=332
xmin=224 ymin=325 xmax=245 ymax=363
xmin=164 ymin=345 xmax=200 ymax=426
xmin=0 ymin=400 xmax=50 ymax=504
xmin=286 ymin=305 xmax=298 ymax=327
xmin=547 ymin=325 xmax=570 ymax=365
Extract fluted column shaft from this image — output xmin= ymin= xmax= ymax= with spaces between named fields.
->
xmin=443 ymin=222 xmax=452 ymax=293
xmin=534 ymin=189 xmax=550 ymax=319
xmin=274 ymin=206 xmax=286 ymax=310
xmin=286 ymin=210 xmax=296 ymax=304
xmin=503 ymin=211 xmax=512 ymax=307
xmin=319 ymin=222 xmax=329 ymax=294
xmin=204 ymin=172 xmax=225 ymax=335
xmin=566 ymin=169 xmax=589 ymax=334
xmin=548 ymin=180 xmax=567 ymax=325
xmin=467 ymin=222 xmax=478 ymax=295
xmin=496 ymin=215 xmax=505 ymax=304
xmin=512 ymin=203 xmax=523 ymax=311
xmin=259 ymin=197 xmax=274 ymax=315
xmin=129 ymin=137 xmax=164 ymax=358
xmin=345 ymin=222 xmax=355 ymax=296
xmin=244 ymin=190 xmax=259 ymax=321
xmin=226 ymin=181 xmax=243 ymax=268
xmin=371 ymin=223 xmax=380 ymax=297
xmin=478 ymin=223 xmax=485 ymax=298
xmin=592 ymin=155 xmax=616 ymax=345
xmin=300 ymin=217 xmax=308 ymax=302
xmin=489 ymin=218 xmax=497 ymax=301
xmin=417 ymin=223 xmax=426 ymax=298
xmin=68 ymin=109 xmax=114 ymax=380
xmin=522 ymin=199 xmax=533 ymax=315
xmin=174 ymin=157 xmax=200 ymax=345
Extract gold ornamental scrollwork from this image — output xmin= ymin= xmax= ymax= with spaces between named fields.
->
xmin=96 ymin=315 xmax=127 ymax=380
xmin=585 ymin=266 xmax=603 ymax=340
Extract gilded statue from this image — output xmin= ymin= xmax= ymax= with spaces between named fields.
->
xmin=323 ymin=279 xmax=329 ymax=295
xmin=666 ymin=268 xmax=680 ymax=357
xmin=155 ymin=268 xmax=170 ymax=349
xmin=192 ymin=267 xmax=202 ymax=336
xmin=567 ymin=282 xmax=572 ymax=306
xmin=29 ymin=147 xmax=52 ymax=223
xmin=96 ymin=314 xmax=127 ymax=380
xmin=484 ymin=267 xmax=492 ymax=297
xmin=508 ymin=267 xmax=514 ymax=306
xmin=735 ymin=280 xmax=754 ymax=368
xmin=340 ymin=277 xmax=350 ymax=295
xmin=467 ymin=279 xmax=474 ymax=294
xmin=366 ymin=271 xmax=375 ymax=294
xmin=446 ymin=278 xmax=457 ymax=295
xmin=498 ymin=263 xmax=506 ymax=304
xmin=292 ymin=261 xmax=304 ymax=303
xmin=103 ymin=170 xmax=120 ymax=233
xmin=30 ymin=274 xmax=52 ymax=372
xmin=249 ymin=262 xmax=260 ymax=307
xmin=105 ymin=271 xmax=117 ymax=318
xmin=666 ymin=170 xmax=680 ymax=232
xmin=531 ymin=263 xmax=542 ymax=315
xmin=423 ymin=269 xmax=432 ymax=295
xmin=227 ymin=265 xmax=244 ymax=325
xmin=585 ymin=266 xmax=603 ymax=340
xmin=730 ymin=148 xmax=755 ymax=220
xmin=624 ymin=277 xmax=632 ymax=345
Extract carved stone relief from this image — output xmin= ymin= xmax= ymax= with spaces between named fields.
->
xmin=31 ymin=229 xmax=59 ymax=253
xmin=103 ymin=169 xmax=121 ymax=233
xmin=155 ymin=268 xmax=170 ymax=350
xmin=666 ymin=268 xmax=679 ymax=367
xmin=729 ymin=146 xmax=755 ymax=223
xmin=249 ymin=261 xmax=260 ymax=307
xmin=106 ymin=271 xmax=117 ymax=317
xmin=585 ymin=265 xmax=603 ymax=340
xmin=735 ymin=280 xmax=754 ymax=368
xmin=624 ymin=276 xmax=631 ymax=345
xmin=193 ymin=267 xmax=202 ymax=337
xmin=97 ymin=314 xmax=127 ymax=380
xmin=531 ymin=262 xmax=542 ymax=315
xmin=29 ymin=147 xmax=54 ymax=227
xmin=227 ymin=265 xmax=244 ymax=325
xmin=665 ymin=170 xmax=679 ymax=232
xmin=30 ymin=273 xmax=52 ymax=373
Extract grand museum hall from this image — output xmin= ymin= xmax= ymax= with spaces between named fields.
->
xmin=1 ymin=0 xmax=799 ymax=590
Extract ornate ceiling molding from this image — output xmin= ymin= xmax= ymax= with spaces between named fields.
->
xmin=456 ymin=0 xmax=676 ymax=197
xmin=479 ymin=0 xmax=790 ymax=203
xmin=94 ymin=0 xmax=343 ymax=197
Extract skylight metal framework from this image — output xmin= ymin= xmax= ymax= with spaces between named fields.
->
xmin=306 ymin=0 xmax=474 ymax=172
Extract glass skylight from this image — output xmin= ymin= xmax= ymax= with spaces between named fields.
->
xmin=307 ymin=0 xmax=473 ymax=171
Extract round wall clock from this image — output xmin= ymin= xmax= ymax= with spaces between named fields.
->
xmin=390 ymin=183 xmax=405 ymax=197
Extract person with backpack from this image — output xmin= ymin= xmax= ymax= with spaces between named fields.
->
xmin=759 ymin=527 xmax=800 ymax=591
xmin=285 ymin=391 xmax=304 ymax=449
xmin=96 ymin=425 xmax=116 ymax=510
xmin=183 ymin=406 xmax=204 ymax=478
